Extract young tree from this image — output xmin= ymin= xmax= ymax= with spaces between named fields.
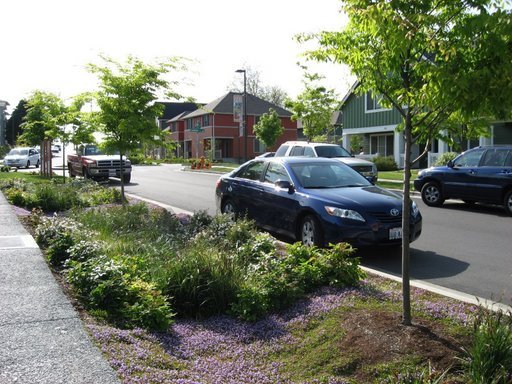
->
xmin=87 ymin=55 xmax=186 ymax=202
xmin=303 ymin=0 xmax=512 ymax=325
xmin=19 ymin=90 xmax=67 ymax=177
xmin=229 ymin=65 xmax=289 ymax=107
xmin=285 ymin=71 xmax=339 ymax=141
xmin=253 ymin=108 xmax=284 ymax=149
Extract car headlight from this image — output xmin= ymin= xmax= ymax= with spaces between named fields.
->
xmin=325 ymin=206 xmax=366 ymax=222
xmin=411 ymin=201 xmax=420 ymax=217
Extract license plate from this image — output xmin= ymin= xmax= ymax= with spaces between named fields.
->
xmin=389 ymin=227 xmax=402 ymax=240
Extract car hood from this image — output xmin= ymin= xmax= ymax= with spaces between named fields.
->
xmin=332 ymin=157 xmax=374 ymax=166
xmin=303 ymin=185 xmax=403 ymax=211
xmin=84 ymin=155 xmax=129 ymax=161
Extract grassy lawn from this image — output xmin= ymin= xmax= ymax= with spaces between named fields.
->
xmin=379 ymin=169 xmax=420 ymax=181
xmin=0 ymin=171 xmax=62 ymax=183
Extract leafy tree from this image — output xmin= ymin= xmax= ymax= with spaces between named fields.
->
xmin=229 ymin=65 xmax=288 ymax=107
xmin=19 ymin=91 xmax=67 ymax=176
xmin=87 ymin=55 xmax=186 ymax=202
xmin=285 ymin=71 xmax=339 ymax=141
xmin=253 ymin=108 xmax=284 ymax=149
xmin=303 ymin=0 xmax=512 ymax=325
xmin=6 ymin=100 xmax=27 ymax=146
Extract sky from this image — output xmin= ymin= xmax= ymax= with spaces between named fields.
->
xmin=1 ymin=0 xmax=354 ymax=113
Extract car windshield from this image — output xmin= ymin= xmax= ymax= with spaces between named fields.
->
xmin=290 ymin=163 xmax=370 ymax=188
xmin=314 ymin=145 xmax=351 ymax=158
xmin=8 ymin=149 xmax=28 ymax=156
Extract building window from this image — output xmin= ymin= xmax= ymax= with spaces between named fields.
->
xmin=370 ymin=134 xmax=394 ymax=156
xmin=365 ymin=92 xmax=390 ymax=113
xmin=254 ymin=138 xmax=266 ymax=154
xmin=186 ymin=119 xmax=192 ymax=130
xmin=202 ymin=115 xmax=209 ymax=126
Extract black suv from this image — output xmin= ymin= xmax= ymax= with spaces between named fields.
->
xmin=414 ymin=146 xmax=512 ymax=215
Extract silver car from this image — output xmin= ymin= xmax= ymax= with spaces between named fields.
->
xmin=274 ymin=141 xmax=378 ymax=183
xmin=3 ymin=147 xmax=40 ymax=168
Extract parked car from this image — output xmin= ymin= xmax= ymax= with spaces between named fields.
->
xmin=274 ymin=141 xmax=378 ymax=183
xmin=3 ymin=147 xmax=40 ymax=168
xmin=414 ymin=146 xmax=512 ymax=215
xmin=256 ymin=152 xmax=275 ymax=158
xmin=216 ymin=157 xmax=422 ymax=247
xmin=51 ymin=144 xmax=61 ymax=154
xmin=67 ymin=144 xmax=132 ymax=183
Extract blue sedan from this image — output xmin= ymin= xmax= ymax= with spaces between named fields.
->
xmin=215 ymin=157 xmax=422 ymax=247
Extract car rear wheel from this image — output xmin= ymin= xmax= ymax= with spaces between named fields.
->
xmin=300 ymin=215 xmax=323 ymax=247
xmin=221 ymin=199 xmax=237 ymax=218
xmin=504 ymin=190 xmax=512 ymax=216
xmin=26 ymin=161 xmax=30 ymax=169
xmin=36 ymin=159 xmax=40 ymax=168
xmin=421 ymin=182 xmax=445 ymax=207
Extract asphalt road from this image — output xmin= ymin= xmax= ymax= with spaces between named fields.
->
xmin=112 ymin=164 xmax=511 ymax=305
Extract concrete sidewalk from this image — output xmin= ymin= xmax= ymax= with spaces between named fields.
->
xmin=0 ymin=192 xmax=119 ymax=383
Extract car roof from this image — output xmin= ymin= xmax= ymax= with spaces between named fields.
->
xmin=281 ymin=141 xmax=339 ymax=147
xmin=264 ymin=156 xmax=342 ymax=165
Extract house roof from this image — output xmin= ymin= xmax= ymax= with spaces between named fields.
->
xmin=340 ymin=81 xmax=360 ymax=107
xmin=184 ymin=92 xmax=293 ymax=118
xmin=156 ymin=102 xmax=201 ymax=120
xmin=167 ymin=111 xmax=193 ymax=123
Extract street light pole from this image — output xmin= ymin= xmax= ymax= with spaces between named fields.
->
xmin=236 ymin=69 xmax=247 ymax=162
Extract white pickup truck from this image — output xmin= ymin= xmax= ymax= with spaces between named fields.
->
xmin=67 ymin=144 xmax=132 ymax=183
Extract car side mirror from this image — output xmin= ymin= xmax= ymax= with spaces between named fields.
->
xmin=275 ymin=180 xmax=295 ymax=193
xmin=447 ymin=160 xmax=454 ymax=168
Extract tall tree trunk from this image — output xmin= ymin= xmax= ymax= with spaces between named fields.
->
xmin=402 ymin=115 xmax=413 ymax=326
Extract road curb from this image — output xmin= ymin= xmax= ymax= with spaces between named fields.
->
xmin=360 ymin=266 xmax=512 ymax=313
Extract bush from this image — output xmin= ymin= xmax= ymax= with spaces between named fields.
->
xmin=434 ymin=152 xmax=458 ymax=166
xmin=165 ymin=239 xmax=243 ymax=317
xmin=462 ymin=307 xmax=512 ymax=384
xmin=373 ymin=156 xmax=398 ymax=171
xmin=35 ymin=216 xmax=83 ymax=267
xmin=230 ymin=242 xmax=365 ymax=321
xmin=67 ymin=255 xmax=173 ymax=330
xmin=4 ymin=187 xmax=27 ymax=206
xmin=29 ymin=184 xmax=81 ymax=212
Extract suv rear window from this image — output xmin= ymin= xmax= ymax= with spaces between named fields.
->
xmin=315 ymin=145 xmax=351 ymax=158
xmin=275 ymin=145 xmax=289 ymax=157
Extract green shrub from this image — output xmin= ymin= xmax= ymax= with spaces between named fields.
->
xmin=462 ymin=307 xmax=512 ymax=384
xmin=165 ymin=240 xmax=243 ymax=317
xmin=35 ymin=216 xmax=82 ymax=249
xmin=31 ymin=184 xmax=81 ymax=212
xmin=1 ymin=165 xmax=11 ymax=172
xmin=35 ymin=216 xmax=83 ymax=267
xmin=67 ymin=239 xmax=105 ymax=263
xmin=231 ymin=242 xmax=364 ymax=321
xmin=67 ymin=255 xmax=173 ymax=330
xmin=434 ymin=152 xmax=458 ymax=166
xmin=373 ymin=156 xmax=398 ymax=171
xmin=46 ymin=232 xmax=75 ymax=268
xmin=4 ymin=187 xmax=27 ymax=206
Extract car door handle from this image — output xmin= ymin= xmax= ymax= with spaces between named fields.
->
xmin=468 ymin=169 xmax=476 ymax=175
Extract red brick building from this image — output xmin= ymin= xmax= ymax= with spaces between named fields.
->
xmin=165 ymin=92 xmax=297 ymax=162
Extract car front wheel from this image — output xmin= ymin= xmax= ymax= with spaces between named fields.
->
xmin=421 ymin=182 xmax=445 ymax=207
xmin=221 ymin=199 xmax=237 ymax=218
xmin=504 ymin=190 xmax=512 ymax=216
xmin=26 ymin=161 xmax=30 ymax=169
xmin=300 ymin=215 xmax=323 ymax=247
